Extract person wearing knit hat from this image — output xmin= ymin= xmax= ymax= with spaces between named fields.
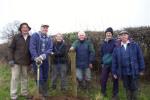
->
xmin=105 ymin=27 xmax=113 ymax=35
xmin=100 ymin=27 xmax=119 ymax=99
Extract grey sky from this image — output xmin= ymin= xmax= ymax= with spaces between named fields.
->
xmin=0 ymin=0 xmax=150 ymax=35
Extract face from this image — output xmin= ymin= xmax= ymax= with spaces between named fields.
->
xmin=117 ymin=34 xmax=121 ymax=40
xmin=55 ymin=34 xmax=63 ymax=42
xmin=105 ymin=32 xmax=113 ymax=39
xmin=78 ymin=32 xmax=86 ymax=41
xmin=20 ymin=25 xmax=30 ymax=34
xmin=120 ymin=34 xmax=129 ymax=43
xmin=41 ymin=26 xmax=49 ymax=34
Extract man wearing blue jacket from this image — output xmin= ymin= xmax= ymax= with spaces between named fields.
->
xmin=29 ymin=24 xmax=53 ymax=98
xmin=112 ymin=31 xmax=145 ymax=100
xmin=70 ymin=31 xmax=95 ymax=89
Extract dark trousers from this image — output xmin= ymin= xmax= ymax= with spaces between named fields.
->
xmin=122 ymin=75 xmax=139 ymax=100
xmin=33 ymin=60 xmax=49 ymax=96
xmin=51 ymin=63 xmax=67 ymax=89
xmin=33 ymin=60 xmax=49 ymax=85
xmin=100 ymin=65 xmax=119 ymax=96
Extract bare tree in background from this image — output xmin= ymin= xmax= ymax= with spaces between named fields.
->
xmin=1 ymin=20 xmax=21 ymax=43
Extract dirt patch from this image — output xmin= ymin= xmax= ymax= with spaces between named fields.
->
xmin=33 ymin=96 xmax=90 ymax=100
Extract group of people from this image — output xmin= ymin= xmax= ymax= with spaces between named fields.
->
xmin=8 ymin=22 xmax=145 ymax=100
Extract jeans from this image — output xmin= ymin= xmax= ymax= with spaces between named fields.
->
xmin=51 ymin=63 xmax=67 ymax=89
xmin=76 ymin=67 xmax=91 ymax=81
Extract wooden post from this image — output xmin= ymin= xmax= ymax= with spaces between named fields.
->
xmin=68 ymin=51 xmax=77 ymax=97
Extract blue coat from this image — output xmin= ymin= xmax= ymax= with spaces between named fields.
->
xmin=100 ymin=39 xmax=116 ymax=65
xmin=29 ymin=32 xmax=53 ymax=60
xmin=72 ymin=40 xmax=95 ymax=69
xmin=112 ymin=41 xmax=145 ymax=77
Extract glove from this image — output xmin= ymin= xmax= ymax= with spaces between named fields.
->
xmin=39 ymin=54 xmax=46 ymax=60
xmin=101 ymin=64 xmax=104 ymax=68
xmin=34 ymin=57 xmax=42 ymax=64
xmin=51 ymin=52 xmax=54 ymax=55
xmin=8 ymin=60 xmax=14 ymax=66
xmin=89 ymin=64 xmax=93 ymax=69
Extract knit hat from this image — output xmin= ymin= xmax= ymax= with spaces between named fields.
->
xmin=105 ymin=27 xmax=113 ymax=35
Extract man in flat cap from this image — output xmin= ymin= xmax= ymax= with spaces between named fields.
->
xmin=112 ymin=31 xmax=145 ymax=100
xmin=29 ymin=24 xmax=53 ymax=98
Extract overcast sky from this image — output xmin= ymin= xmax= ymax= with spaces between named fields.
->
xmin=0 ymin=0 xmax=150 ymax=36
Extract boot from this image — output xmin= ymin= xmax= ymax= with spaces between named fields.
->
xmin=131 ymin=91 xmax=138 ymax=100
xmin=85 ymin=80 xmax=91 ymax=90
xmin=126 ymin=90 xmax=132 ymax=100
xmin=112 ymin=95 xmax=119 ymax=100
xmin=78 ymin=80 xmax=83 ymax=89
xmin=39 ymin=85 xmax=44 ymax=95
xmin=43 ymin=82 xmax=49 ymax=97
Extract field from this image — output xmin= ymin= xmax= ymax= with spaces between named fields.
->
xmin=0 ymin=64 xmax=150 ymax=100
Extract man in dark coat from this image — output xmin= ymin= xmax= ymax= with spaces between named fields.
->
xmin=8 ymin=23 xmax=32 ymax=100
xmin=51 ymin=33 xmax=68 ymax=91
xmin=100 ymin=27 xmax=119 ymax=99
xmin=112 ymin=31 xmax=145 ymax=100
xmin=70 ymin=31 xmax=95 ymax=89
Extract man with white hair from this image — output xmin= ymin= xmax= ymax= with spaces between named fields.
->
xmin=29 ymin=24 xmax=53 ymax=98
xmin=70 ymin=31 xmax=95 ymax=89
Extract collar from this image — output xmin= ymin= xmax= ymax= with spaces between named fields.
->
xmin=104 ymin=37 xmax=113 ymax=41
xmin=19 ymin=33 xmax=30 ymax=37
xmin=39 ymin=31 xmax=48 ymax=37
xmin=121 ymin=40 xmax=130 ymax=46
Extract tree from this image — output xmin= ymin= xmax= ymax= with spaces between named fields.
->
xmin=1 ymin=20 xmax=21 ymax=42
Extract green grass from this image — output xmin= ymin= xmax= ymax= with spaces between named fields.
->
xmin=0 ymin=64 xmax=150 ymax=100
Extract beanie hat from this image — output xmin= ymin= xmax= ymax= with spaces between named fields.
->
xmin=105 ymin=27 xmax=113 ymax=35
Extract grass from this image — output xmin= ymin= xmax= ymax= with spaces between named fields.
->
xmin=0 ymin=64 xmax=150 ymax=100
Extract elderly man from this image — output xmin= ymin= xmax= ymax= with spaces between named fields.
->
xmin=51 ymin=33 xmax=68 ymax=91
xmin=8 ymin=23 xmax=32 ymax=100
xmin=112 ymin=31 xmax=145 ymax=100
xmin=29 ymin=24 xmax=53 ymax=98
xmin=70 ymin=31 xmax=95 ymax=89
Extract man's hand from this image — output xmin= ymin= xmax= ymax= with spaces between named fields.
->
xmin=113 ymin=74 xmax=118 ymax=79
xmin=140 ymin=72 xmax=144 ymax=76
xmin=69 ymin=47 xmax=75 ymax=51
xmin=51 ymin=52 xmax=54 ymax=55
xmin=89 ymin=64 xmax=93 ymax=69
xmin=8 ymin=60 xmax=14 ymax=67
xmin=101 ymin=64 xmax=104 ymax=68
xmin=34 ymin=57 xmax=42 ymax=64
xmin=39 ymin=54 xmax=46 ymax=60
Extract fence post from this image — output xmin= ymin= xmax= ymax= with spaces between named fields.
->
xmin=68 ymin=51 xmax=77 ymax=97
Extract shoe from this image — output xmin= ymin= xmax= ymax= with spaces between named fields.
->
xmin=61 ymin=87 xmax=67 ymax=92
xmin=112 ymin=95 xmax=119 ymax=100
xmin=25 ymin=95 xmax=33 ymax=99
xmin=20 ymin=94 xmax=33 ymax=99
xmin=102 ymin=93 xmax=107 ymax=97
xmin=11 ymin=98 xmax=17 ymax=100
xmin=51 ymin=85 xmax=56 ymax=90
